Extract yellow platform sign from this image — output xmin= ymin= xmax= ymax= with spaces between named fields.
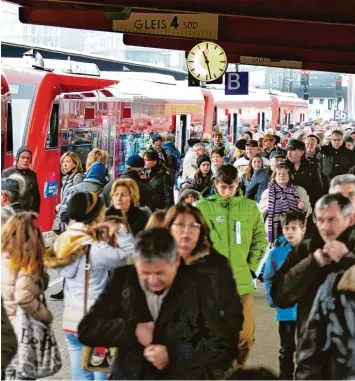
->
xmin=240 ymin=56 xmax=303 ymax=69
xmin=113 ymin=13 xmax=219 ymax=40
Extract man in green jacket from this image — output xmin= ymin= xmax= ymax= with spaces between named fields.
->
xmin=196 ymin=164 xmax=267 ymax=366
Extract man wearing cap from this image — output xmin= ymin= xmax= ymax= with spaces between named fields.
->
xmin=260 ymin=134 xmax=278 ymax=160
xmin=2 ymin=146 xmax=40 ymax=213
xmin=233 ymin=140 xmax=269 ymax=177
xmin=1 ymin=178 xmax=22 ymax=212
xmin=245 ymin=150 xmax=287 ymax=202
xmin=286 ymin=139 xmax=323 ymax=208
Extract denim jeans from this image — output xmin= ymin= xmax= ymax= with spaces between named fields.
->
xmin=65 ymin=332 xmax=108 ymax=381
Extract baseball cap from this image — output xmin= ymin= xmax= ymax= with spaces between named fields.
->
xmin=269 ymin=150 xmax=287 ymax=160
xmin=1 ymin=178 xmax=20 ymax=195
xmin=287 ymin=139 xmax=306 ymax=151
xmin=245 ymin=139 xmax=258 ymax=148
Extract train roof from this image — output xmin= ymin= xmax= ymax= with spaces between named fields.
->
xmin=111 ymin=79 xmax=205 ymax=104
xmin=101 ymin=71 xmax=177 ymax=85
xmin=2 ymin=40 xmax=188 ymax=79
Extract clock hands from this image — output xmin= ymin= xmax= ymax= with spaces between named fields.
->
xmin=202 ymin=50 xmax=212 ymax=80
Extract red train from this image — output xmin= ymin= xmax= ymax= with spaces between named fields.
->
xmin=1 ymin=57 xmax=308 ymax=243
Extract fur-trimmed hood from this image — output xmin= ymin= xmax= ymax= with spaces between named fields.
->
xmin=337 ymin=265 xmax=355 ymax=292
xmin=44 ymin=222 xmax=93 ymax=269
xmin=178 ymin=188 xmax=201 ymax=203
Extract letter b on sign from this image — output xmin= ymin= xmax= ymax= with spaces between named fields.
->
xmin=225 ymin=72 xmax=249 ymax=95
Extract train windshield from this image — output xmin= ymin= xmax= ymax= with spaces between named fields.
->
xmin=9 ymin=83 xmax=36 ymax=155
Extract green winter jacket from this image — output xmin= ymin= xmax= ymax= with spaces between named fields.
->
xmin=196 ymin=191 xmax=268 ymax=296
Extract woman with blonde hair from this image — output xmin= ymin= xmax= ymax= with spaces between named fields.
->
xmin=86 ymin=148 xmax=108 ymax=172
xmin=145 ymin=210 xmax=166 ymax=230
xmin=51 ymin=152 xmax=85 ymax=300
xmin=45 ymin=192 xmax=135 ymax=380
xmin=52 ymin=152 xmax=84 ymax=235
xmin=2 ymin=212 xmax=52 ymax=324
xmin=106 ymin=178 xmax=150 ymax=236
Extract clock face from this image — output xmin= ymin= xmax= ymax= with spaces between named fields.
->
xmin=187 ymin=42 xmax=228 ymax=82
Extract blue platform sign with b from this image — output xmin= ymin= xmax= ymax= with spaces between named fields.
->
xmin=225 ymin=72 xmax=249 ymax=95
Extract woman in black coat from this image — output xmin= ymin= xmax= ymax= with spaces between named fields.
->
xmin=105 ymin=178 xmax=150 ymax=236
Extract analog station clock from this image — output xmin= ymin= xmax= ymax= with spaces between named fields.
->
xmin=187 ymin=42 xmax=228 ymax=82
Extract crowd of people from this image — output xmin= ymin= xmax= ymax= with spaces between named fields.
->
xmin=1 ymin=120 xmax=355 ymax=380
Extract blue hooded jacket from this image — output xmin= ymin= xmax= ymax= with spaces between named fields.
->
xmin=84 ymin=161 xmax=108 ymax=183
xmin=264 ymin=235 xmax=298 ymax=321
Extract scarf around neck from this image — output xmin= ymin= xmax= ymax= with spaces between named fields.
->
xmin=268 ymin=183 xmax=300 ymax=242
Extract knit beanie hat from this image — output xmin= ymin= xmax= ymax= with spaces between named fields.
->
xmin=197 ymin=155 xmax=211 ymax=168
xmin=66 ymin=192 xmax=103 ymax=224
xmin=235 ymin=139 xmax=247 ymax=150
xmin=85 ymin=161 xmax=107 ymax=182
xmin=187 ymin=138 xmax=201 ymax=147
xmin=126 ymin=155 xmax=144 ymax=168
xmin=152 ymin=134 xmax=163 ymax=144
xmin=16 ymin=146 xmax=32 ymax=162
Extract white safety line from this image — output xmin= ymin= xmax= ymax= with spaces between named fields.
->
xmin=48 ymin=277 xmax=63 ymax=288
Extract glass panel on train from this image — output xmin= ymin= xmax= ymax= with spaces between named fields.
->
xmin=6 ymin=102 xmax=13 ymax=153
xmin=9 ymin=83 xmax=36 ymax=155
xmin=46 ymin=103 xmax=59 ymax=149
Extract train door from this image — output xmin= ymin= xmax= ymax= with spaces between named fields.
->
xmin=42 ymin=101 xmax=61 ymax=238
xmin=232 ymin=113 xmax=238 ymax=144
xmin=179 ymin=115 xmax=188 ymax=153
xmin=261 ymin=112 xmax=266 ymax=131
xmin=1 ymin=101 xmax=14 ymax=171
xmin=101 ymin=111 xmax=118 ymax=179
xmin=176 ymin=114 xmax=187 ymax=154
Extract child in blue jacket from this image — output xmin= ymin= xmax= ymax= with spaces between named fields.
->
xmin=264 ymin=210 xmax=306 ymax=380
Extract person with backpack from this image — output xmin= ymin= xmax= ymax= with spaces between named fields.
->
xmin=163 ymin=134 xmax=181 ymax=182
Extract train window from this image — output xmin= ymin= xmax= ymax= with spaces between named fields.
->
xmin=309 ymin=98 xmax=314 ymax=105
xmin=319 ymin=98 xmax=324 ymax=105
xmin=6 ymin=102 xmax=13 ymax=153
xmin=46 ymin=103 xmax=59 ymax=149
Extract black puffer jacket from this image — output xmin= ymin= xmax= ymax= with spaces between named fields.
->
xmin=2 ymin=166 xmax=40 ymax=213
xmin=147 ymin=164 xmax=173 ymax=210
xmin=296 ymin=265 xmax=355 ymax=380
xmin=105 ymin=205 xmax=151 ymax=236
xmin=321 ymin=145 xmax=355 ymax=190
